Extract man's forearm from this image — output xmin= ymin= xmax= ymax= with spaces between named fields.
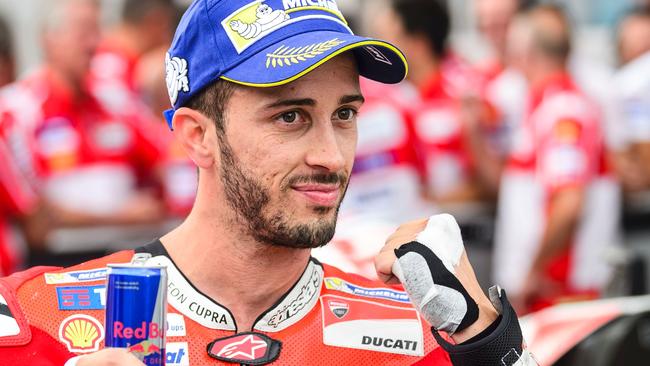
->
xmin=531 ymin=187 xmax=585 ymax=272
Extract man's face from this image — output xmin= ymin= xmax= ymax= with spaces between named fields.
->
xmin=618 ymin=15 xmax=650 ymax=65
xmin=215 ymin=55 xmax=362 ymax=248
xmin=45 ymin=1 xmax=100 ymax=82
xmin=476 ymin=0 xmax=518 ymax=57
xmin=373 ymin=8 xmax=417 ymax=65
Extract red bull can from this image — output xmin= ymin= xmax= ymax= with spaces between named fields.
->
xmin=105 ymin=255 xmax=167 ymax=365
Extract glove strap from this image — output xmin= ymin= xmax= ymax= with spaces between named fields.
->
xmin=432 ymin=287 xmax=538 ymax=366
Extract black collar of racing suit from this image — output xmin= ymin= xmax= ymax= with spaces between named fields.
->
xmin=135 ymin=240 xmax=324 ymax=333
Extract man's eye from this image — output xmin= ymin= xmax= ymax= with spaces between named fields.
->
xmin=281 ymin=111 xmax=298 ymax=123
xmin=337 ymin=108 xmax=356 ymax=121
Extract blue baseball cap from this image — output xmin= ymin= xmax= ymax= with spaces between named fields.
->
xmin=163 ymin=0 xmax=408 ymax=128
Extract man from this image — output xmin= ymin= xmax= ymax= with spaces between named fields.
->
xmin=493 ymin=5 xmax=620 ymax=312
xmin=0 ymin=1 xmax=536 ymax=365
xmin=609 ymin=7 xmax=650 ymax=192
xmin=374 ymin=0 xmax=499 ymax=205
xmin=0 ymin=134 xmax=39 ymax=276
xmin=475 ymin=0 xmax=528 ymax=176
xmin=92 ymin=0 xmax=177 ymax=92
xmin=0 ymin=0 xmax=168 ymax=257
xmin=0 ymin=15 xmax=14 ymax=87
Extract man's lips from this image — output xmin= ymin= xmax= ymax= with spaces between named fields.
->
xmin=291 ymin=184 xmax=341 ymax=206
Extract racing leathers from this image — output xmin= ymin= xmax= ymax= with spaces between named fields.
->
xmin=0 ymin=238 xmax=535 ymax=365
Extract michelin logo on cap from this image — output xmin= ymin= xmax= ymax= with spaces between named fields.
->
xmin=222 ymin=0 xmax=347 ymax=54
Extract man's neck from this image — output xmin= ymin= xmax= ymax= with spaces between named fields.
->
xmin=105 ymin=25 xmax=149 ymax=57
xmin=160 ymin=207 xmax=312 ymax=332
xmin=408 ymin=53 xmax=440 ymax=91
xmin=46 ymin=66 xmax=85 ymax=99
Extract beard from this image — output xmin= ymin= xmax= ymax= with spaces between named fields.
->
xmin=217 ymin=134 xmax=348 ymax=249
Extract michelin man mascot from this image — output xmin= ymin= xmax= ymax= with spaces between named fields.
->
xmin=230 ymin=3 xmax=290 ymax=39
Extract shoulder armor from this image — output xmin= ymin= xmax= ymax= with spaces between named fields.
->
xmin=0 ymin=266 xmax=57 ymax=346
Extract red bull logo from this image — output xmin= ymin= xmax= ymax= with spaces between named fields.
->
xmin=114 ymin=321 xmax=164 ymax=340
xmin=128 ymin=340 xmax=162 ymax=357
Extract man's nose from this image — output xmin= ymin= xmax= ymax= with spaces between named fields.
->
xmin=305 ymin=122 xmax=347 ymax=173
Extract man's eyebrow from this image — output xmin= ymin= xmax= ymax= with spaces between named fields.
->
xmin=264 ymin=98 xmax=316 ymax=109
xmin=340 ymin=94 xmax=365 ymax=105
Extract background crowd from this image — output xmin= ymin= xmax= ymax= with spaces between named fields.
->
xmin=0 ymin=0 xmax=649 ymax=316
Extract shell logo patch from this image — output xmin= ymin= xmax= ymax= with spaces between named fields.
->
xmin=223 ymin=1 xmax=291 ymax=53
xmin=58 ymin=314 xmax=105 ymax=353
xmin=265 ymin=38 xmax=345 ymax=68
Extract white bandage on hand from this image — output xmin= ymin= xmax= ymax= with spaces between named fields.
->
xmin=392 ymin=214 xmax=478 ymax=334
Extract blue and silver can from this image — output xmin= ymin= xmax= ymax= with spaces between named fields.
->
xmin=105 ymin=257 xmax=167 ymax=365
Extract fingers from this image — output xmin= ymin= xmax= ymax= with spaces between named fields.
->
xmin=374 ymin=249 xmax=398 ymax=284
xmin=374 ymin=218 xmax=429 ymax=284
xmin=76 ymin=348 xmax=145 ymax=366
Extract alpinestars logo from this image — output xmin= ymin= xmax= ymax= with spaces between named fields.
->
xmin=266 ymin=264 xmax=321 ymax=328
xmin=207 ymin=332 xmax=282 ymax=365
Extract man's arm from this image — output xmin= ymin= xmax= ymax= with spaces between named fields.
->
xmin=376 ymin=214 xmax=538 ymax=365
xmin=531 ymin=186 xmax=584 ymax=274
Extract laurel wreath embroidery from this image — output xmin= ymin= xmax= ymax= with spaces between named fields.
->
xmin=265 ymin=38 xmax=346 ymax=68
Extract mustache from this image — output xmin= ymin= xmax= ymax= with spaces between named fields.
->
xmin=286 ymin=172 xmax=348 ymax=187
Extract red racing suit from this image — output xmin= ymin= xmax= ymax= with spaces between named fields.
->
xmin=0 ymin=241 xmax=452 ymax=365
xmin=0 ymin=240 xmax=532 ymax=365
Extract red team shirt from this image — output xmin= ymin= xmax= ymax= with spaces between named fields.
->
xmin=495 ymin=73 xmax=617 ymax=309
xmin=0 ymin=69 xmax=164 ymax=221
xmin=0 ymin=135 xmax=38 ymax=276
xmin=91 ymin=44 xmax=198 ymax=217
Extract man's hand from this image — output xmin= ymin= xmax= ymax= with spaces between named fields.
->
xmin=73 ymin=348 xmax=144 ymax=366
xmin=375 ymin=214 xmax=499 ymax=343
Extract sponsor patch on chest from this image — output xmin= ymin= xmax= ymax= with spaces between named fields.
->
xmin=320 ymin=294 xmax=424 ymax=356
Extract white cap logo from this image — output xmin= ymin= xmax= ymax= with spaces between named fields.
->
xmin=165 ymin=53 xmax=190 ymax=105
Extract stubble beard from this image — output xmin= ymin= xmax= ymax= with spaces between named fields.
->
xmin=217 ymin=133 xmax=348 ymax=249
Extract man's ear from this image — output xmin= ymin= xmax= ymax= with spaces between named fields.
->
xmin=172 ymin=107 xmax=216 ymax=169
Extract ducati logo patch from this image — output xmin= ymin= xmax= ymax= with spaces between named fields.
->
xmin=328 ymin=299 xmax=349 ymax=319
xmin=207 ymin=332 xmax=281 ymax=365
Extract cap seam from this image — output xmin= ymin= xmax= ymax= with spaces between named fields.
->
xmin=204 ymin=0 xmax=226 ymax=96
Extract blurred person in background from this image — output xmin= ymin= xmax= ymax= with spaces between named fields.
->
xmin=494 ymin=4 xmax=620 ymax=313
xmin=0 ymin=0 xmax=168 ymax=264
xmin=0 ymin=129 xmax=39 ymax=276
xmin=92 ymin=0 xmax=176 ymax=92
xmin=608 ymin=7 xmax=650 ymax=192
xmin=134 ymin=43 xmax=199 ymax=217
xmin=374 ymin=0 xmax=499 ymax=207
xmin=474 ymin=0 xmax=528 ymax=172
xmin=0 ymin=15 xmax=14 ymax=87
